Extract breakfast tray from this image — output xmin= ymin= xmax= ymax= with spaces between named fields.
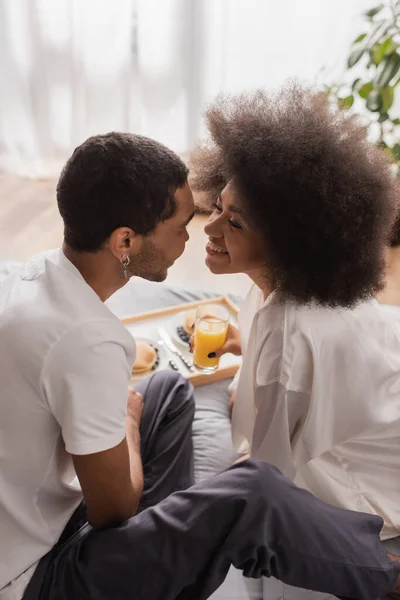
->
xmin=121 ymin=296 xmax=241 ymax=387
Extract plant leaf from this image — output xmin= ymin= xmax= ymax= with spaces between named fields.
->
xmin=381 ymin=86 xmax=394 ymax=111
xmin=370 ymin=45 xmax=380 ymax=65
xmin=366 ymin=90 xmax=383 ymax=111
xmin=358 ymin=81 xmax=374 ymax=99
xmin=365 ymin=4 xmax=384 ymax=19
xmin=375 ymin=38 xmax=396 ymax=63
xmin=369 ymin=20 xmax=392 ymax=47
xmin=378 ymin=112 xmax=389 ymax=122
xmin=375 ymin=53 xmax=400 ymax=88
xmin=392 ymin=118 xmax=400 ymax=125
xmin=348 ymin=48 xmax=365 ymax=68
xmin=340 ymin=95 xmax=355 ymax=109
xmin=353 ymin=33 xmax=367 ymax=44
xmin=351 ymin=78 xmax=362 ymax=91
xmin=390 ymin=143 xmax=400 ymax=161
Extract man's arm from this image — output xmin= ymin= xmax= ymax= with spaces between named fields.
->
xmin=43 ymin=321 xmax=142 ymax=529
xmin=125 ymin=389 xmax=144 ymax=509
xmin=73 ymin=437 xmax=139 ymax=529
xmin=72 ymin=390 xmax=144 ymax=529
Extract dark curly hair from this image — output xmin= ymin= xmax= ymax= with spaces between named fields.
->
xmin=390 ymin=210 xmax=400 ymax=247
xmin=189 ymin=84 xmax=398 ymax=307
xmin=57 ymin=132 xmax=188 ymax=252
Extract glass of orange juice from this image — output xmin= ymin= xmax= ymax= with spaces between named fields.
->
xmin=194 ymin=304 xmax=230 ymax=373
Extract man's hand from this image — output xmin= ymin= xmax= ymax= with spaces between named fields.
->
xmin=388 ymin=554 xmax=400 ymax=599
xmin=190 ymin=323 xmax=242 ymax=358
xmin=127 ymin=389 xmax=143 ymax=427
xmin=234 ymin=453 xmax=250 ymax=464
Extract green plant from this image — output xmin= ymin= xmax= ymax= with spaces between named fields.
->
xmin=324 ymin=1 xmax=400 ymax=161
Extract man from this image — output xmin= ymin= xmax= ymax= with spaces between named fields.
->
xmin=0 ymin=132 xmax=398 ymax=600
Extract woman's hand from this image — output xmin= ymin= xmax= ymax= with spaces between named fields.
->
xmin=189 ymin=323 xmax=242 ymax=358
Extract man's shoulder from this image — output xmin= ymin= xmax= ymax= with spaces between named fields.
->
xmin=0 ymin=249 xmax=134 ymax=361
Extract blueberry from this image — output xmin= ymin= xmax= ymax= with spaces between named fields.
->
xmin=177 ymin=327 xmax=190 ymax=344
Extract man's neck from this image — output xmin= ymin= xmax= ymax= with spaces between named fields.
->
xmin=62 ymin=244 xmax=126 ymax=302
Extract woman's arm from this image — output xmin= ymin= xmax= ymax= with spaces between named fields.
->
xmin=251 ymin=381 xmax=310 ymax=480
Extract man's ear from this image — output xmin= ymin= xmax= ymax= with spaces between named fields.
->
xmin=108 ymin=227 xmax=143 ymax=261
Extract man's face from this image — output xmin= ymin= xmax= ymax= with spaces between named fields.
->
xmin=130 ymin=182 xmax=195 ymax=282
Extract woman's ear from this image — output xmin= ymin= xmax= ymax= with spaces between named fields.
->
xmin=108 ymin=227 xmax=143 ymax=260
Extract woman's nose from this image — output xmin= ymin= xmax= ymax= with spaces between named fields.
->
xmin=204 ymin=213 xmax=221 ymax=237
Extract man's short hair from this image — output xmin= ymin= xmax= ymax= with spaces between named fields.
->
xmin=57 ymin=132 xmax=189 ymax=252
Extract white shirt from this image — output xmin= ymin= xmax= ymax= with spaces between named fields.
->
xmin=232 ymin=285 xmax=400 ymax=540
xmin=0 ymin=250 xmax=135 ymax=599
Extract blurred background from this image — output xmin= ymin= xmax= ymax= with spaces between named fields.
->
xmin=0 ymin=0 xmax=398 ymax=293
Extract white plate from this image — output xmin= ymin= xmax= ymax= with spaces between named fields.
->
xmin=165 ymin=311 xmax=193 ymax=348
xmin=130 ymin=337 xmax=169 ymax=383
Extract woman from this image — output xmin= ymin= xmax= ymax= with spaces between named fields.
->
xmin=189 ymin=84 xmax=400 ymax=598
xmin=379 ymin=213 xmax=400 ymax=309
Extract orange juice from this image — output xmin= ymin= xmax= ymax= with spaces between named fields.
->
xmin=194 ymin=317 xmax=228 ymax=371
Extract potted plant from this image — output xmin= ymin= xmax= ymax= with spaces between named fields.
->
xmin=323 ymin=1 xmax=400 ymax=161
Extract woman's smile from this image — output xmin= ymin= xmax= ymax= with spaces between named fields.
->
xmin=205 ymin=239 xmax=229 ymax=256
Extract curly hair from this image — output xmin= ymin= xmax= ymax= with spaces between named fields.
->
xmin=57 ymin=132 xmax=188 ymax=252
xmin=189 ymin=84 xmax=398 ymax=307
xmin=390 ymin=210 xmax=400 ymax=247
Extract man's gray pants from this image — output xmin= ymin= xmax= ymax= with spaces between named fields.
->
xmin=23 ymin=371 xmax=399 ymax=600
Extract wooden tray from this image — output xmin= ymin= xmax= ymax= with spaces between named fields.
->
xmin=122 ymin=296 xmax=241 ymax=387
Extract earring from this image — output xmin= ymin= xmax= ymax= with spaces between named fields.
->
xmin=121 ymin=254 xmax=131 ymax=280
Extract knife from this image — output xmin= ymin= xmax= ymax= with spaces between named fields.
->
xmin=157 ymin=337 xmax=180 ymax=371
xmin=158 ymin=328 xmax=195 ymax=372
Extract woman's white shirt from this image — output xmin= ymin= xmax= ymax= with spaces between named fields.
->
xmin=232 ymin=285 xmax=400 ymax=540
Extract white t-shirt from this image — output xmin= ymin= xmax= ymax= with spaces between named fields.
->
xmin=232 ymin=284 xmax=400 ymax=540
xmin=0 ymin=250 xmax=135 ymax=599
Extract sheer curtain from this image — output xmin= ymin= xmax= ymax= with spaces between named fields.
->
xmin=0 ymin=0 xmax=372 ymax=178
xmin=0 ymin=0 xmax=137 ymax=177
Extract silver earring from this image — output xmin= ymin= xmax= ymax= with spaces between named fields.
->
xmin=121 ymin=255 xmax=131 ymax=280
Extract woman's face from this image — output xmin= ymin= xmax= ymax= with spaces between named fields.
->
xmin=204 ymin=182 xmax=266 ymax=277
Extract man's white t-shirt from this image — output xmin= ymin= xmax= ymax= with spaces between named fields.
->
xmin=0 ymin=250 xmax=136 ymax=599
xmin=232 ymin=285 xmax=400 ymax=540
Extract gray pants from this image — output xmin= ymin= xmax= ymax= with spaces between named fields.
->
xmin=257 ymin=534 xmax=400 ymax=600
xmin=23 ymin=371 xmax=399 ymax=600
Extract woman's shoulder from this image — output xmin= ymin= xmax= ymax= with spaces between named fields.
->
xmin=282 ymin=297 xmax=379 ymax=328
xmin=256 ymin=296 xmax=392 ymax=353
xmin=255 ymin=297 xmax=400 ymax=393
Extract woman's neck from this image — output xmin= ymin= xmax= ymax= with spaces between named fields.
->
xmin=248 ymin=268 xmax=274 ymax=300
xmin=377 ymin=246 xmax=400 ymax=306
